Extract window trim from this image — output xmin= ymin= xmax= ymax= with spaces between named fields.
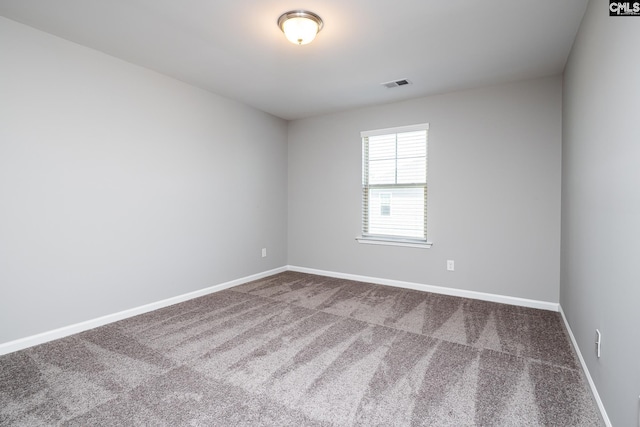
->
xmin=358 ymin=123 xmax=431 ymax=248
xmin=356 ymin=236 xmax=433 ymax=249
xmin=360 ymin=123 xmax=429 ymax=138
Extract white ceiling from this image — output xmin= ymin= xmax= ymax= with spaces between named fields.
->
xmin=0 ymin=0 xmax=588 ymax=120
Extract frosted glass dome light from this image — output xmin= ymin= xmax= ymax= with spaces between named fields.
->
xmin=278 ymin=10 xmax=324 ymax=45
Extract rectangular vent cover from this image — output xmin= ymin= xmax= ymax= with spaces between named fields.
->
xmin=381 ymin=79 xmax=412 ymax=88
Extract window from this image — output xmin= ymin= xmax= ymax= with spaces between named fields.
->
xmin=358 ymin=123 xmax=431 ymax=248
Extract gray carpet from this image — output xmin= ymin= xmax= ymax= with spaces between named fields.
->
xmin=0 ymin=271 xmax=603 ymax=426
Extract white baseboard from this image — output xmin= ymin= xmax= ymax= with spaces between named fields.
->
xmin=0 ymin=266 xmax=287 ymax=356
xmin=559 ymin=306 xmax=612 ymax=427
xmin=287 ymin=265 xmax=559 ymax=312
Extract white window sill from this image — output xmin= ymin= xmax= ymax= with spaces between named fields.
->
xmin=356 ymin=236 xmax=433 ymax=249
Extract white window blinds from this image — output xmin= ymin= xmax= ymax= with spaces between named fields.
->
xmin=361 ymin=124 xmax=429 ymax=241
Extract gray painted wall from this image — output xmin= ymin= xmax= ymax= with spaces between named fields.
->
xmin=0 ymin=17 xmax=288 ymax=344
xmin=288 ymin=76 xmax=562 ymax=303
xmin=561 ymin=1 xmax=640 ymax=425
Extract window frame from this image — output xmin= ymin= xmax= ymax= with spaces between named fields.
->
xmin=356 ymin=123 xmax=433 ymax=249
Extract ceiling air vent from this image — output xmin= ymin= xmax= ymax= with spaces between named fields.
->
xmin=381 ymin=79 xmax=412 ymax=89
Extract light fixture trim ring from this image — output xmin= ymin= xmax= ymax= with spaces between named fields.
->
xmin=277 ymin=10 xmax=324 ymax=33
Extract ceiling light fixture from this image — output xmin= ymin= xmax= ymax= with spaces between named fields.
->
xmin=277 ymin=10 xmax=324 ymax=45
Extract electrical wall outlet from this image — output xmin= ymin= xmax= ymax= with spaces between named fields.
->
xmin=261 ymin=248 xmax=267 ymax=258
xmin=447 ymin=260 xmax=455 ymax=271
